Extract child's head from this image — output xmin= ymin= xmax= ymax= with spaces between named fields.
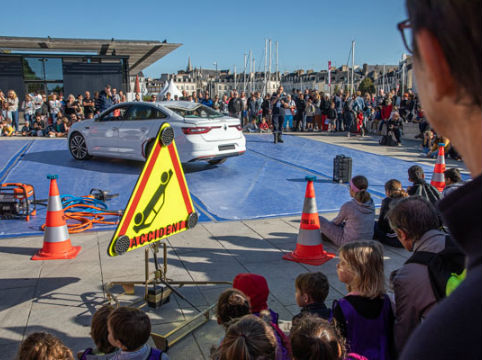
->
xmin=213 ymin=315 xmax=277 ymax=360
xmin=261 ymin=117 xmax=266 ymax=123
xmin=444 ymin=168 xmax=462 ymax=185
xmin=91 ymin=305 xmax=116 ymax=354
xmin=384 ymin=179 xmax=407 ymax=199
xmin=295 ymin=272 xmax=329 ymax=307
xmin=233 ymin=273 xmax=269 ymax=313
xmin=216 ymin=288 xmax=250 ymax=328
xmin=337 ymin=241 xmax=385 ymax=298
xmin=408 ymin=165 xmax=425 ymax=183
xmin=107 ymin=307 xmax=151 ymax=352
xmin=17 ymin=332 xmax=73 ymax=360
xmin=290 ymin=315 xmax=344 ymax=360
xmin=349 ymin=175 xmax=371 ymax=204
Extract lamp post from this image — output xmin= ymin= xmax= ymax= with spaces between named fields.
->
xmin=38 ymin=58 xmax=48 ymax=94
xmin=213 ymin=61 xmax=218 ymax=97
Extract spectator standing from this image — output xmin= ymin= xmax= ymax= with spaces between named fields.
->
xmin=283 ymin=94 xmax=296 ymax=131
xmin=111 ymin=88 xmax=120 ymax=104
xmin=343 ymin=96 xmax=356 ymax=137
xmin=220 ymin=94 xmax=229 ymax=115
xmin=21 ymin=94 xmax=35 ymax=125
xmin=262 ymin=94 xmax=272 ymax=126
xmin=49 ymin=93 xmax=62 ymax=124
xmin=6 ymin=90 xmax=19 ymax=131
xmin=200 ymin=92 xmax=213 ymax=107
xmin=64 ymin=94 xmax=77 ymax=119
xmin=228 ymin=91 xmax=242 ymax=120
xmin=212 ymin=95 xmax=221 ymax=111
xmin=98 ymin=85 xmax=113 ymax=113
xmin=294 ymin=91 xmax=305 ymax=131
xmin=335 ymin=90 xmax=344 ymax=132
xmin=271 ymin=86 xmax=287 ymax=143
xmin=83 ymin=91 xmax=95 ymax=118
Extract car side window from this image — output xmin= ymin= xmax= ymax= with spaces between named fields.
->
xmin=151 ymin=108 xmax=167 ymax=119
xmin=99 ymin=106 xmax=128 ymax=121
xmin=125 ymin=105 xmax=153 ymax=121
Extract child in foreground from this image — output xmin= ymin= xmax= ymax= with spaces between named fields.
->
xmin=211 ymin=315 xmax=278 ymax=360
xmin=292 ymin=272 xmax=331 ymax=325
xmin=79 ymin=305 xmax=118 ymax=359
xmin=332 ymin=241 xmax=395 ymax=360
xmin=232 ymin=273 xmax=291 ymax=359
xmin=17 ymin=332 xmax=73 ymax=360
xmin=216 ymin=288 xmax=251 ymax=329
xmin=319 ymin=175 xmax=375 ymax=247
xmin=290 ymin=315 xmax=368 ymax=360
xmin=107 ymin=307 xmax=168 ymax=360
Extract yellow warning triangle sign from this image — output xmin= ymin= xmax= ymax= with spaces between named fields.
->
xmin=108 ymin=122 xmax=197 ymax=256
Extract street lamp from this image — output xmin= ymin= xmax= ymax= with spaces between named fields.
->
xmin=38 ymin=58 xmax=48 ymax=94
xmin=213 ymin=62 xmax=218 ymax=97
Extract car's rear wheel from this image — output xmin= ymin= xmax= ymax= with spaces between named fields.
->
xmin=208 ymin=158 xmax=227 ymax=165
xmin=69 ymin=132 xmax=91 ymax=160
xmin=145 ymin=139 xmax=155 ymax=159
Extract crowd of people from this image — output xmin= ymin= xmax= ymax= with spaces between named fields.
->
xmin=0 ymin=85 xmax=130 ymax=137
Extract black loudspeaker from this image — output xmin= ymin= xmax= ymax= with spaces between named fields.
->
xmin=333 ymin=155 xmax=352 ymax=183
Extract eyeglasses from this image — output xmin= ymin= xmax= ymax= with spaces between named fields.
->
xmin=397 ymin=19 xmax=413 ymax=54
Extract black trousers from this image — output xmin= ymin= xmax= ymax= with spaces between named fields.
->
xmin=272 ymin=113 xmax=284 ymax=140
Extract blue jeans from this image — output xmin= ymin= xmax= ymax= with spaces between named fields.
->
xmin=9 ymin=110 xmax=19 ymax=131
xmin=283 ymin=115 xmax=293 ymax=129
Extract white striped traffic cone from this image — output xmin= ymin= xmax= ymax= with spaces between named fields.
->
xmin=283 ymin=176 xmax=335 ymax=265
xmin=430 ymin=143 xmax=446 ymax=192
xmin=32 ymin=174 xmax=81 ymax=260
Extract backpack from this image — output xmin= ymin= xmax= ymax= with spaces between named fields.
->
xmin=405 ymin=236 xmax=466 ymax=300
xmin=379 ymin=133 xmax=397 ymax=146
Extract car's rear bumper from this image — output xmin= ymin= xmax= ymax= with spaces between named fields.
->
xmin=188 ymin=150 xmax=246 ymax=162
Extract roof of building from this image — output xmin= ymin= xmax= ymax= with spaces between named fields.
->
xmin=0 ymin=36 xmax=181 ymax=74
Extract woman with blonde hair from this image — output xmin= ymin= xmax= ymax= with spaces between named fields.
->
xmin=333 ymin=241 xmax=395 ymax=359
xmin=6 ymin=89 xmax=19 ymax=131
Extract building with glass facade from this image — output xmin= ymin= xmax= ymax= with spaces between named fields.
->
xmin=0 ymin=36 xmax=180 ymax=100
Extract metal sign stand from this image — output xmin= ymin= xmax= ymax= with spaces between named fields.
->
xmin=105 ymin=240 xmax=230 ymax=351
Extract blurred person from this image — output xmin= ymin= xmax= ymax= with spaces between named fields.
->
xmin=49 ymin=93 xmax=62 ymax=123
xmin=21 ymin=94 xmax=35 ymax=124
xmin=6 ymin=90 xmax=19 ymax=131
xmin=83 ymin=91 xmax=95 ymax=118
xmin=397 ymin=1 xmax=481 ymax=358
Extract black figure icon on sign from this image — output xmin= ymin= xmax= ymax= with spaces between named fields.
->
xmin=133 ymin=169 xmax=173 ymax=233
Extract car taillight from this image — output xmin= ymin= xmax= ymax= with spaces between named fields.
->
xmin=182 ymin=126 xmax=221 ymax=135
xmin=229 ymin=125 xmax=243 ymax=131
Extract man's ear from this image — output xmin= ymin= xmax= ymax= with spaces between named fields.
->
xmin=303 ymin=293 xmax=311 ymax=304
xmin=396 ymin=228 xmax=412 ymax=251
xmin=415 ymin=29 xmax=456 ymax=99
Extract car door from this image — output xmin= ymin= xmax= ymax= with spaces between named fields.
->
xmin=86 ymin=105 xmax=129 ymax=156
xmin=118 ymin=104 xmax=167 ymax=159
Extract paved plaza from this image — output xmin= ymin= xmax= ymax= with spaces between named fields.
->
xmin=0 ymin=127 xmax=467 ymax=360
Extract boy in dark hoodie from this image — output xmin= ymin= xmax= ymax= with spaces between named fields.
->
xmin=292 ymin=272 xmax=331 ymax=325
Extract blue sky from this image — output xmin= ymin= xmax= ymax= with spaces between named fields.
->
xmin=1 ymin=0 xmax=408 ymax=78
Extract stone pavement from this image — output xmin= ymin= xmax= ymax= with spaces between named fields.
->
xmin=0 ymin=215 xmax=411 ymax=360
xmin=0 ymin=129 xmax=467 ymax=360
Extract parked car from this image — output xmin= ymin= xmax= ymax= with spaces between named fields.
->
xmin=68 ymin=101 xmax=246 ymax=164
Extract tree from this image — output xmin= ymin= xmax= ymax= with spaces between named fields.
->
xmin=358 ymin=77 xmax=376 ymax=95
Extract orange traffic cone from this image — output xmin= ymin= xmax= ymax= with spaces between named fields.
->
xmin=430 ymin=143 xmax=446 ymax=192
xmin=283 ymin=176 xmax=335 ymax=265
xmin=32 ymin=175 xmax=81 ymax=260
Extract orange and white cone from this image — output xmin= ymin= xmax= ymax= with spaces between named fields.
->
xmin=430 ymin=142 xmax=446 ymax=192
xmin=283 ymin=176 xmax=335 ymax=266
xmin=32 ymin=174 xmax=81 ymax=260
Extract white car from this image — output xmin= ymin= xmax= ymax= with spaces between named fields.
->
xmin=68 ymin=101 xmax=246 ymax=164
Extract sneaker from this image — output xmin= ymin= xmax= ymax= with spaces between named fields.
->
xmin=278 ymin=138 xmax=284 ymax=143
xmin=346 ymin=132 xmax=351 ymax=137
xmin=397 ymin=142 xmax=402 ymax=146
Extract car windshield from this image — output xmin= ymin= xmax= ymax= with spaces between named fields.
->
xmin=165 ymin=104 xmax=223 ymax=119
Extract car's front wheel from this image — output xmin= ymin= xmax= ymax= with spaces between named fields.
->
xmin=69 ymin=132 xmax=91 ymax=160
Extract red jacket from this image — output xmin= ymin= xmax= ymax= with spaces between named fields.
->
xmin=381 ymin=104 xmax=393 ymax=120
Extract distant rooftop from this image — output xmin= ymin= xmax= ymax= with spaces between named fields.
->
xmin=0 ymin=36 xmax=182 ymax=74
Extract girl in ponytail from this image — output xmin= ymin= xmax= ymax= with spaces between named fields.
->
xmin=212 ymin=315 xmax=278 ymax=360
xmin=319 ymin=175 xmax=375 ymax=247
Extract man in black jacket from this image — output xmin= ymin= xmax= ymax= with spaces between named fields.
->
xmin=398 ymin=1 xmax=481 ymax=359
